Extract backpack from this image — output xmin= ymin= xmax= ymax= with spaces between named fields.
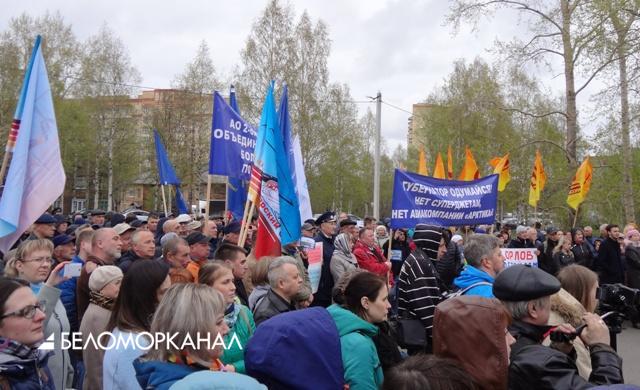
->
xmin=440 ymin=281 xmax=492 ymax=301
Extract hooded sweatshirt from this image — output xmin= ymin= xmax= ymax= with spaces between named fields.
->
xmin=433 ymin=296 xmax=510 ymax=390
xmin=397 ymin=225 xmax=443 ymax=337
xmin=327 ymin=304 xmax=383 ymax=390
xmin=453 ymin=265 xmax=495 ymax=298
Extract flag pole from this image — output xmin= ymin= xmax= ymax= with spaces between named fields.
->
xmin=572 ymin=205 xmax=580 ymax=228
xmin=239 ymin=201 xmax=255 ymax=247
xmin=224 ymin=176 xmax=229 ymax=223
xmin=161 ymin=185 xmax=168 ymax=217
xmin=205 ymin=174 xmax=212 ymax=219
xmin=387 ymin=228 xmax=393 ymax=261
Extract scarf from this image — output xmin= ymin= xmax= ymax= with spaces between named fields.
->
xmin=334 ymin=233 xmax=353 ymax=257
xmin=0 ymin=336 xmax=39 ymax=360
xmin=89 ymin=290 xmax=115 ymax=311
xmin=30 ymin=282 xmax=43 ymax=296
xmin=224 ymin=303 xmax=241 ymax=329
xmin=167 ymin=350 xmax=227 ymax=372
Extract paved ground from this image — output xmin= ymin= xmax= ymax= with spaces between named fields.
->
xmin=618 ymin=322 xmax=640 ymax=385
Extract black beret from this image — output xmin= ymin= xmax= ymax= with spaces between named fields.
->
xmin=186 ymin=232 xmax=209 ymax=246
xmin=315 ymin=211 xmax=336 ymax=226
xmin=493 ymin=265 xmax=561 ymax=301
xmin=339 ymin=219 xmax=357 ymax=228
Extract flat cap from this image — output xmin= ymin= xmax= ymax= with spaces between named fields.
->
xmin=315 ymin=211 xmax=336 ymax=226
xmin=175 ymin=214 xmax=192 ymax=224
xmin=493 ymin=265 xmax=561 ymax=302
xmin=113 ymin=223 xmax=135 ymax=235
xmin=129 ymin=219 xmax=147 ymax=228
xmin=52 ymin=234 xmax=74 ymax=247
xmin=186 ymin=231 xmax=209 ymax=246
xmin=35 ymin=213 xmax=56 ymax=224
xmin=339 ymin=219 xmax=357 ymax=228
xmin=301 ymin=222 xmax=315 ymax=231
xmin=223 ymin=221 xmax=241 ymax=235
xmin=546 ymin=226 xmax=559 ymax=235
xmin=88 ymin=209 xmax=106 ymax=216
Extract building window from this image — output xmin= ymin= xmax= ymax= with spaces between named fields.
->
xmin=71 ymin=198 xmax=86 ymax=212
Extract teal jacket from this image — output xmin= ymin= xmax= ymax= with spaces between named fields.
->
xmin=327 ymin=304 xmax=383 ymax=390
xmin=221 ymin=304 xmax=255 ymax=374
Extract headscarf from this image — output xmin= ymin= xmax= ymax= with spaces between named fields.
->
xmin=412 ymin=224 xmax=443 ymax=259
xmin=333 ymin=233 xmax=353 ymax=257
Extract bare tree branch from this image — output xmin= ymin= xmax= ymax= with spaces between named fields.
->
xmin=517 ymin=139 xmax=572 ymax=163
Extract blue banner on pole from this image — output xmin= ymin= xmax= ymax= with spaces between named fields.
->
xmin=209 ymin=91 xmax=257 ymax=180
xmin=390 ymin=169 xmax=498 ymax=229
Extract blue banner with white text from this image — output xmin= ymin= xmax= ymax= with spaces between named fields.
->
xmin=390 ymin=169 xmax=498 ymax=228
xmin=209 ymin=91 xmax=257 ymax=180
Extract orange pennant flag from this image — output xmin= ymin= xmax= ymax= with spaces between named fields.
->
xmin=567 ymin=156 xmax=593 ymax=210
xmin=447 ymin=145 xmax=454 ymax=179
xmin=458 ymin=146 xmax=480 ymax=181
xmin=528 ymin=150 xmax=546 ymax=207
xmin=433 ymin=153 xmax=446 ymax=179
xmin=489 ymin=153 xmax=510 ymax=192
xmin=418 ymin=146 xmax=429 ymax=175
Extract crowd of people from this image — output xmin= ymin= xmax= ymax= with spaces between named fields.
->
xmin=0 ymin=208 xmax=637 ymax=389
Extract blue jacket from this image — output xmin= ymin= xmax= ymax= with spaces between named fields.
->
xmin=57 ymin=255 xmax=84 ymax=332
xmin=134 ymin=359 xmax=196 ymax=390
xmin=169 ymin=371 xmax=267 ymax=389
xmin=0 ymin=349 xmax=55 ymax=390
xmin=245 ymin=307 xmax=344 ymax=389
xmin=453 ymin=265 xmax=495 ymax=298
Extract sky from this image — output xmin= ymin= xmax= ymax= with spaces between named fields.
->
xmin=1 ymin=0 xmax=600 ymax=154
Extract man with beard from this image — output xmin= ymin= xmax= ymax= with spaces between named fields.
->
xmin=76 ymin=228 xmax=122 ymax=323
xmin=594 ymin=224 xmax=625 ymax=284
xmin=453 ymin=234 xmax=504 ymax=298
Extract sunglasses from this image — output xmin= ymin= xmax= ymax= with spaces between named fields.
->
xmin=1 ymin=302 xmax=44 ymax=320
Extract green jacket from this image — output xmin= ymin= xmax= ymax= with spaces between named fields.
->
xmin=221 ymin=304 xmax=255 ymax=374
xmin=327 ymin=304 xmax=383 ymax=390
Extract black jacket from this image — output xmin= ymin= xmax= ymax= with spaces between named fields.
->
xmin=594 ymin=237 xmax=625 ymax=284
xmin=253 ymin=289 xmax=296 ymax=326
xmin=312 ymin=233 xmax=335 ymax=308
xmin=508 ymin=320 xmax=623 ymax=389
xmin=537 ymin=239 xmax=559 ymax=275
xmin=572 ymin=242 xmax=595 ymax=270
xmin=117 ymin=250 xmax=147 ymax=274
xmin=625 ymin=244 xmax=640 ymax=289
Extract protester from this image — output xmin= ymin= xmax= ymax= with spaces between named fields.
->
xmin=133 ymin=284 xmax=243 ymax=387
xmin=113 ymin=223 xmax=135 ymax=254
xmin=161 ymin=236 xmax=194 ymax=284
xmin=185 ymin=231 xmax=211 ymax=281
xmin=381 ymin=229 xmax=412 ymax=280
xmin=300 ymin=222 xmax=316 ymax=238
xmin=10 ymin=239 xmax=73 ymax=389
xmin=89 ymin=210 xmax=106 ymax=227
xmin=247 ymin=257 xmax=275 ymax=311
xmin=222 ymin=221 xmax=242 ymax=245
xmin=338 ymin=218 xmax=358 ymax=242
xmin=538 ymin=226 xmax=561 ymax=275
xmin=594 ymin=224 xmax=625 ymax=284
xmin=52 ymin=234 xmax=75 ymax=266
xmin=327 ymin=271 xmax=387 ymax=389
xmin=625 ymin=229 xmax=640 ymax=292
xmin=27 ymin=213 xmax=57 ymax=240
xmin=398 ymin=225 xmax=447 ymax=351
xmin=80 ymin=266 xmax=123 ymax=390
xmin=203 ymin=219 xmax=219 ymax=257
xmin=103 ymin=260 xmax=171 ymax=390
xmin=382 ymin=355 xmax=477 ymax=390
xmin=312 ymin=211 xmax=337 ymax=307
xmin=59 ymin=228 xmax=93 ymax=334
xmin=77 ymin=228 xmax=122 ymax=322
xmin=353 ymin=227 xmax=393 ymax=286
xmin=199 ymin=261 xmax=256 ymax=373
xmin=453 ymin=234 xmax=504 ymax=298
xmin=433 ymin=296 xmax=515 ymax=389
xmin=117 ymin=229 xmax=155 ymax=273
xmin=330 ymin=232 xmax=359 ymax=284
xmin=552 ymin=234 xmax=575 ymax=273
xmin=0 ymin=277 xmax=55 ymax=389
xmin=375 ymin=225 xmax=389 ymax=248
xmin=146 ymin=213 xmax=160 ymax=235
xmin=436 ymin=229 xmax=464 ymax=291
xmin=571 ymin=228 xmax=595 ymax=270
xmin=253 ymin=256 xmax=302 ymax=325
xmin=494 ymin=265 xmax=623 ymax=388
xmin=508 ymin=225 xmax=534 ymax=248
xmin=54 ymin=215 xmax=69 ymax=237
xmin=214 ymin=243 xmax=250 ymax=306
xmin=548 ymin=265 xmax=601 ymax=378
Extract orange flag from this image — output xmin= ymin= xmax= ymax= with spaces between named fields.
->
xmin=433 ymin=153 xmax=446 ymax=179
xmin=528 ymin=150 xmax=546 ymax=207
xmin=418 ymin=146 xmax=429 ymax=175
xmin=567 ymin=156 xmax=593 ymax=210
xmin=458 ymin=146 xmax=480 ymax=181
xmin=489 ymin=153 xmax=510 ymax=192
xmin=447 ymin=145 xmax=454 ymax=179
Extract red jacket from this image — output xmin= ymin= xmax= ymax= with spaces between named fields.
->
xmin=352 ymin=240 xmax=394 ymax=286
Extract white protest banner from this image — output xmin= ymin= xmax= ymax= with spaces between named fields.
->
xmin=501 ymin=248 xmax=538 ymax=268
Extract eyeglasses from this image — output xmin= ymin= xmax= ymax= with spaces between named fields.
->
xmin=0 ymin=302 xmax=44 ymax=320
xmin=19 ymin=256 xmax=53 ymax=265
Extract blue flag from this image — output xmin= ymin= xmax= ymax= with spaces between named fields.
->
xmin=0 ymin=36 xmax=66 ymax=253
xmin=276 ymin=86 xmax=301 ymax=244
xmin=153 ymin=129 xmax=181 ymax=185
xmin=209 ymin=91 xmax=257 ymax=180
xmin=174 ymin=186 xmax=188 ymax=215
xmin=227 ymin=86 xmax=248 ymax=221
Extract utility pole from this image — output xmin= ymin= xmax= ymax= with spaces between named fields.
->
xmin=374 ymin=91 xmax=381 ymax=220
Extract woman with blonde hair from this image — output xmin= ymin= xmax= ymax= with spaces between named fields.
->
xmin=552 ymin=235 xmax=575 ymax=274
xmin=200 ymin=261 xmax=256 ymax=373
xmin=134 ymin=283 xmax=264 ymax=388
